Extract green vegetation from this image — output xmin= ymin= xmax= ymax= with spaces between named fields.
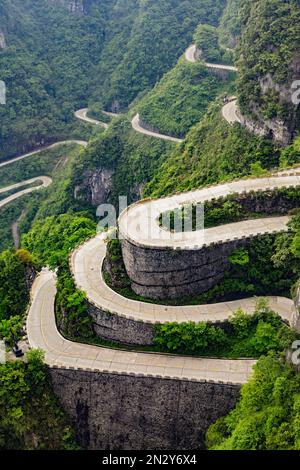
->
xmin=0 ymin=315 xmax=23 ymax=348
xmin=144 ymin=102 xmax=279 ymax=198
xmin=0 ymin=249 xmax=35 ymax=321
xmin=160 ymin=186 xmax=300 ymax=232
xmin=155 ymin=300 xmax=297 ymax=358
xmin=219 ymin=0 xmax=242 ymax=49
xmin=206 ymin=355 xmax=300 ymax=450
xmin=95 ymin=0 xmax=227 ymax=111
xmin=103 ymin=233 xmax=298 ymax=307
xmin=136 ymin=56 xmax=234 ymax=138
xmin=0 ymin=0 xmax=226 ymax=160
xmin=22 ymin=213 xmax=96 ymax=269
xmin=72 ymin=117 xmax=174 ymax=206
xmin=194 ymin=24 xmax=234 ymax=65
xmin=56 ymin=267 xmax=92 ymax=339
xmin=236 ymin=0 xmax=300 ymax=127
xmin=0 ymin=0 xmax=101 ymax=160
xmin=190 ymin=234 xmax=297 ymax=304
xmin=0 ymin=143 xmax=91 ymax=251
xmin=0 ymin=350 xmax=79 ymax=450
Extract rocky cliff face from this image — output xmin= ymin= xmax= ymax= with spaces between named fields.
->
xmin=240 ymin=62 xmax=300 ymax=145
xmin=291 ymin=283 xmax=300 ymax=333
xmin=74 ymin=168 xmax=114 ymax=207
xmin=0 ymin=32 xmax=6 ymax=49
xmin=50 ymin=367 xmax=240 ymax=450
xmin=50 ymin=0 xmax=85 ymax=14
xmin=236 ymin=0 xmax=300 ymax=145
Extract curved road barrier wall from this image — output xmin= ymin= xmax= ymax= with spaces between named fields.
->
xmin=71 ymin=234 xmax=294 ymax=346
xmin=88 ymin=303 xmax=156 ymax=345
xmin=49 ymin=366 xmax=240 ymax=450
xmin=121 ymin=232 xmax=286 ymax=300
xmin=119 ymin=171 xmax=300 ymax=301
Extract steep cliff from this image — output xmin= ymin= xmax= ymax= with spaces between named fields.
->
xmin=236 ymin=0 xmax=300 ymax=144
xmin=49 ymin=0 xmax=84 ymax=14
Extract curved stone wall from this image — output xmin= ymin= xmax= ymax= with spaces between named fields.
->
xmin=88 ymin=303 xmax=155 ymax=345
xmin=119 ymin=179 xmax=300 ymax=301
xmin=121 ymin=233 xmax=281 ymax=301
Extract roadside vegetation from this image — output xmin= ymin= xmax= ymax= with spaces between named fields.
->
xmin=0 ymin=349 xmax=79 ymax=450
xmin=206 ymin=355 xmax=300 ymax=450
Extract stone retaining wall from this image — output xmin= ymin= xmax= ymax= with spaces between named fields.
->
xmin=121 ymin=234 xmax=276 ymax=301
xmin=121 ymin=186 xmax=300 ymax=301
xmin=49 ymin=366 xmax=240 ymax=450
xmin=88 ymin=303 xmax=155 ymax=345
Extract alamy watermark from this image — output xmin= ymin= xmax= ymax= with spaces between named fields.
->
xmin=290 ymin=340 xmax=300 ymax=366
xmin=291 ymin=80 xmax=300 ymax=105
xmin=96 ymin=196 xmax=205 ymax=243
xmin=0 ymin=80 xmax=6 ymax=104
xmin=0 ymin=340 xmax=6 ymax=364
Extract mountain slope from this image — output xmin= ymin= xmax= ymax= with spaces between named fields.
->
xmin=236 ymin=0 xmax=300 ymax=143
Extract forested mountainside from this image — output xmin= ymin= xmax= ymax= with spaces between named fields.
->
xmin=135 ymin=56 xmax=234 ymax=139
xmin=0 ymin=0 xmax=226 ymax=161
xmin=218 ymin=0 xmax=242 ymax=48
xmin=236 ymin=0 xmax=300 ymax=143
xmin=1 ymin=0 xmax=300 ymax=452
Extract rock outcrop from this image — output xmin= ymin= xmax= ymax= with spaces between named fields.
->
xmin=74 ymin=168 xmax=114 ymax=207
xmin=241 ymin=65 xmax=300 ymax=145
xmin=291 ymin=283 xmax=300 ymax=333
xmin=0 ymin=32 xmax=6 ymax=49
xmin=50 ymin=0 xmax=85 ymax=14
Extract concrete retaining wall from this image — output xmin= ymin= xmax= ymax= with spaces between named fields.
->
xmin=49 ymin=366 xmax=240 ymax=450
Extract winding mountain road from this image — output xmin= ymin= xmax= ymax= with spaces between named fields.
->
xmin=71 ymin=232 xmax=293 ymax=326
xmin=118 ymin=172 xmax=300 ymax=249
xmin=0 ymin=177 xmax=52 ymax=210
xmin=185 ymin=44 xmax=238 ymax=72
xmin=185 ymin=44 xmax=240 ymax=126
xmin=222 ymin=99 xmax=241 ymax=124
xmin=0 ymin=140 xmax=88 ymax=169
xmin=75 ymin=108 xmax=108 ymax=129
xmin=26 ymin=268 xmax=256 ymax=384
xmin=0 ymin=141 xmax=87 ymax=246
xmin=75 ymin=108 xmax=121 ymax=129
xmin=129 ymin=45 xmax=240 ymax=142
xmin=5 ymin=46 xmax=298 ymax=388
xmin=131 ymin=114 xmax=183 ymax=143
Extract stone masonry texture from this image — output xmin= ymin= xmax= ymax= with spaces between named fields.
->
xmin=50 ymin=367 xmax=240 ymax=450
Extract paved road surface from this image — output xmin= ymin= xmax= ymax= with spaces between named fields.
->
xmin=71 ymin=233 xmax=294 ymax=326
xmin=0 ymin=177 xmax=52 ymax=210
xmin=222 ymin=99 xmax=242 ymax=124
xmin=118 ymin=172 xmax=300 ymax=249
xmin=131 ymin=114 xmax=183 ymax=143
xmin=185 ymin=45 xmax=238 ymax=72
xmin=0 ymin=140 xmax=88 ymax=169
xmin=75 ymin=108 xmax=108 ymax=129
xmin=185 ymin=45 xmax=240 ymax=125
xmin=26 ymin=269 xmax=257 ymax=384
xmin=132 ymin=46 xmax=240 ymax=141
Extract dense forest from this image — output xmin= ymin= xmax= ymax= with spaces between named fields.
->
xmin=236 ymin=0 xmax=300 ymax=137
xmin=1 ymin=0 xmax=300 ymax=452
xmin=136 ymin=56 xmax=234 ymax=138
xmin=0 ymin=0 xmax=226 ymax=160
